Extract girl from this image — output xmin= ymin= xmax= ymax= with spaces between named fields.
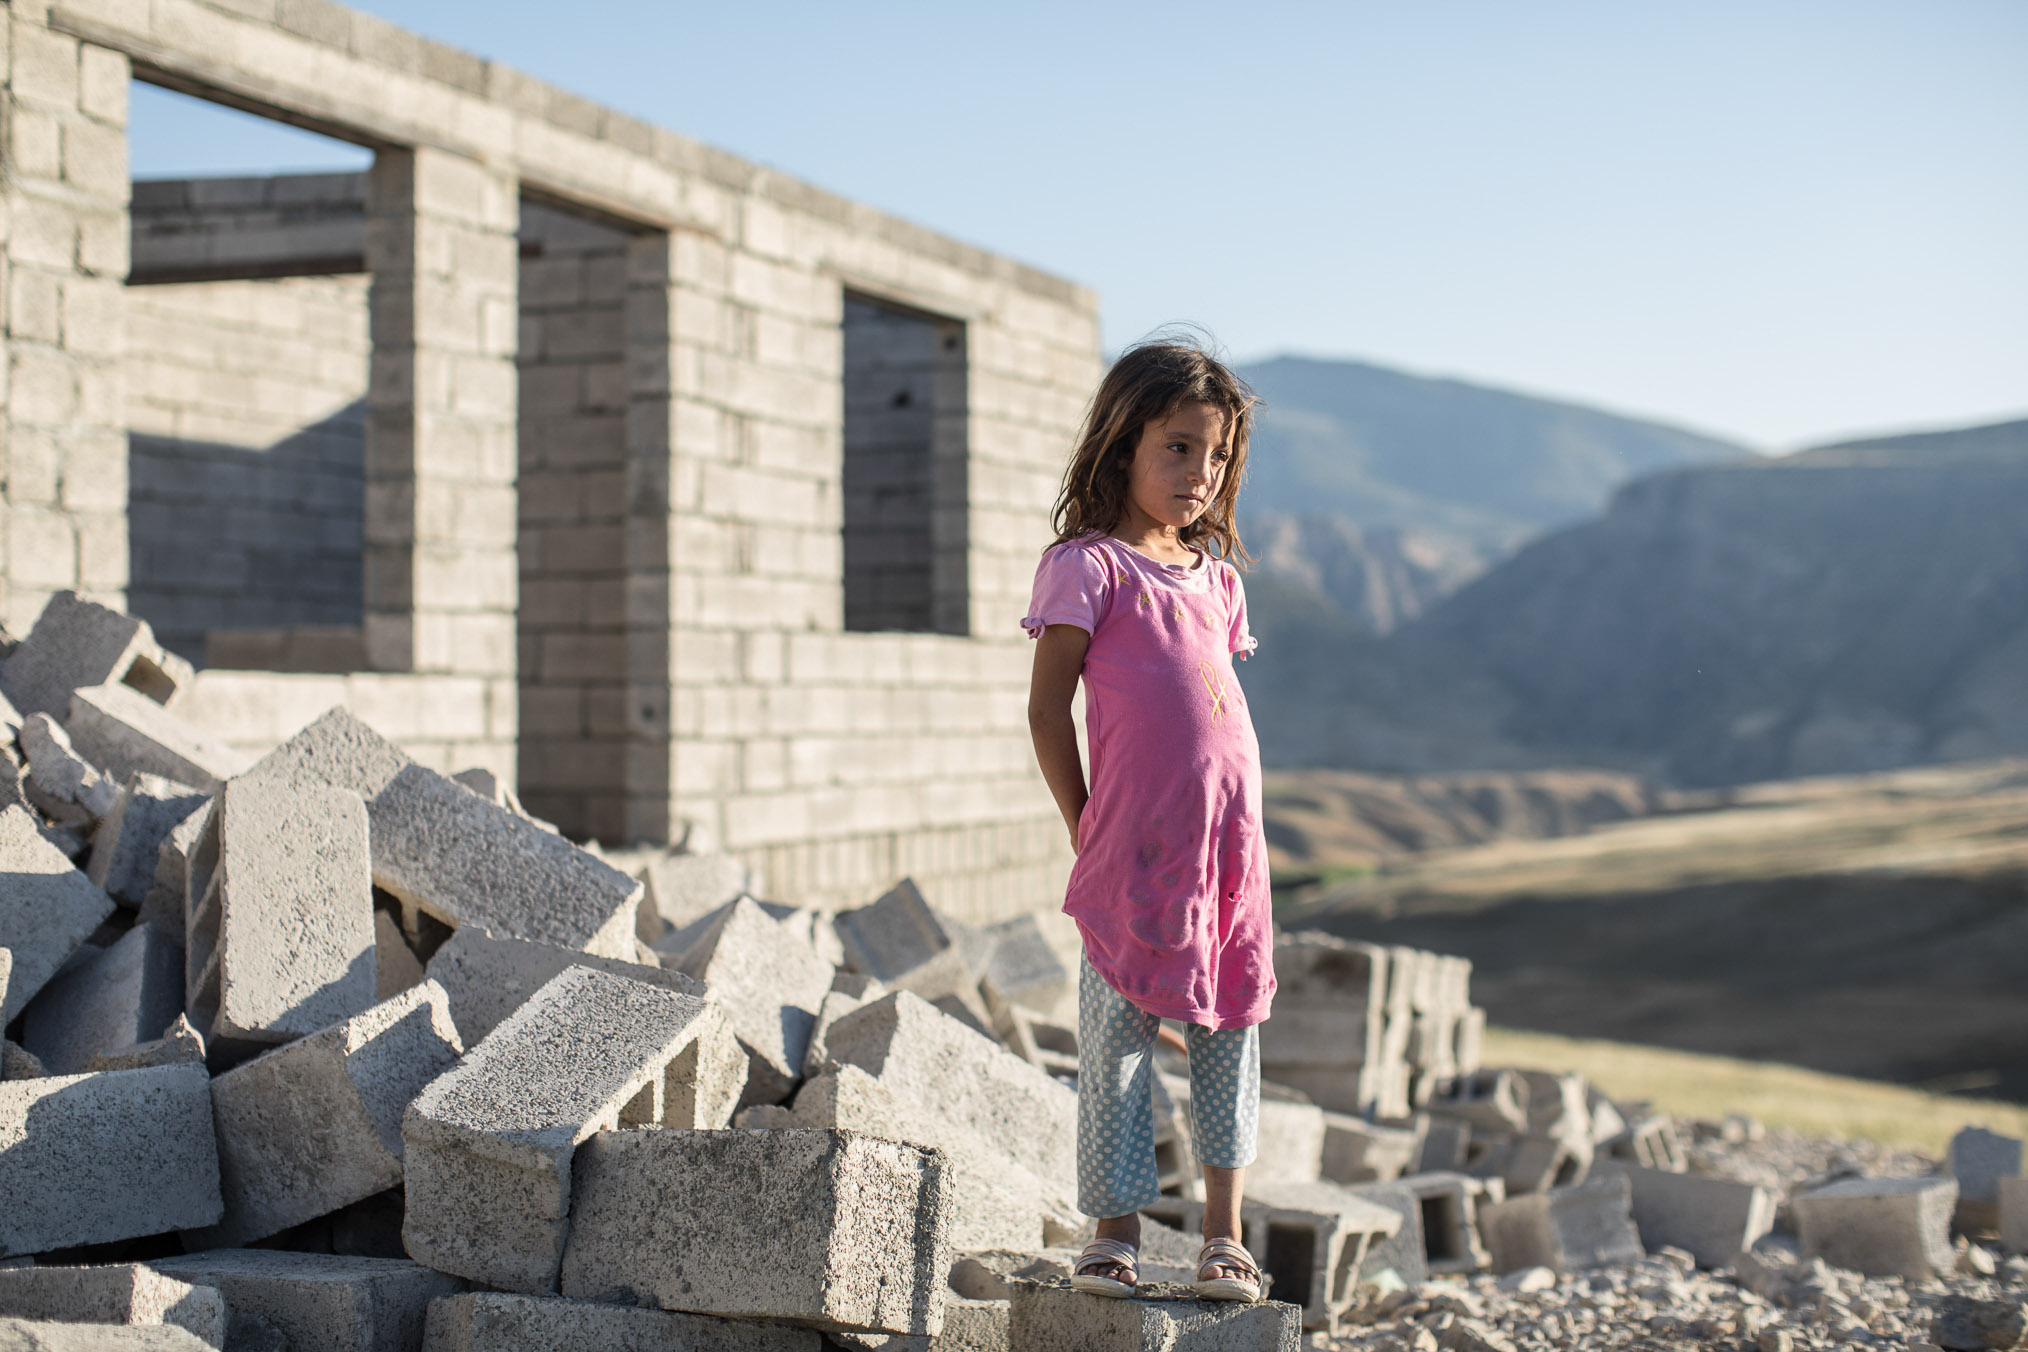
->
xmin=1024 ymin=338 xmax=1275 ymax=1302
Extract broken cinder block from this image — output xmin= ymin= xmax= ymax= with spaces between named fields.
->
xmin=152 ymin=1251 xmax=463 ymax=1352
xmin=402 ymin=966 xmax=744 ymax=1292
xmin=1242 ymin=1179 xmax=1404 ymax=1330
xmin=1320 ymin=1110 xmax=1421 ymax=1185
xmin=0 ymin=805 xmax=117 ymax=1025
xmin=664 ymin=896 xmax=834 ymax=1107
xmin=1007 ymin=1277 xmax=1301 ymax=1351
xmin=0 ymin=1064 xmax=222 ymax=1257
xmin=66 ymin=682 xmax=249 ymax=792
xmin=1947 ymin=1126 xmax=2023 ymax=1233
xmin=243 ymin=706 xmax=414 ymax=799
xmin=188 ymin=981 xmax=463 ymax=1247
xmin=85 ymin=1013 xmax=207 ymax=1072
xmin=369 ymin=764 xmax=640 ymax=960
xmin=559 ymin=1127 xmax=954 ymax=1339
xmin=1791 ymin=1174 xmax=1957 ymax=1280
xmin=421 ymin=1291 xmax=822 ymax=1352
xmin=424 ymin=926 xmax=703 ymax=1047
xmin=1593 ymin=1162 xmax=1773 ymax=1269
xmin=1478 ymin=1173 xmax=1645 ymax=1275
xmin=185 ymin=774 xmax=376 ymax=1044
xmin=19 ymin=921 xmax=183 ymax=1075
xmin=0 ymin=591 xmax=191 ymax=721
xmin=0 ymin=1264 xmax=225 ymax=1347
xmin=833 ymin=878 xmax=988 ymax=1027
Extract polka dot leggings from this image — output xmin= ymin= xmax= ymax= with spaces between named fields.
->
xmin=1075 ymin=954 xmax=1260 ymax=1219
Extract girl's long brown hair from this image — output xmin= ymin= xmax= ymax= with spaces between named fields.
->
xmin=1050 ymin=335 xmax=1259 ymax=565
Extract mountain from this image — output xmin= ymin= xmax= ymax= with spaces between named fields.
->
xmin=1233 ymin=356 xmax=1755 ymax=636
xmin=1240 ymin=418 xmax=2028 ymax=786
xmin=1236 ymin=355 xmax=1754 ymax=550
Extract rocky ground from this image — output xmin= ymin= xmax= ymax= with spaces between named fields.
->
xmin=1318 ymin=1118 xmax=2025 ymax=1352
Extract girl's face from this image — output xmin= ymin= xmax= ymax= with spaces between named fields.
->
xmin=1123 ymin=401 xmax=1231 ymax=532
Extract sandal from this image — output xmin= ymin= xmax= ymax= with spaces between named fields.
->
xmin=1194 ymin=1237 xmax=1263 ymax=1302
xmin=1069 ymin=1236 xmax=1139 ymax=1298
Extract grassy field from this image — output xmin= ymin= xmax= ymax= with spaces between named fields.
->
xmin=1483 ymin=1026 xmax=2028 ymax=1158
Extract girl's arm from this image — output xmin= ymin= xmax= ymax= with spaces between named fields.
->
xmin=1027 ymin=623 xmax=1092 ymax=852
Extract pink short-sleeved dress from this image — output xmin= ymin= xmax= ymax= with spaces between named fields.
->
xmin=1023 ymin=533 xmax=1276 ymax=1030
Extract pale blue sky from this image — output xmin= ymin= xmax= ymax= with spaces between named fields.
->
xmin=128 ymin=1 xmax=2026 ymax=449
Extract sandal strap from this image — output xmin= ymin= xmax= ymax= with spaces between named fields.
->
xmin=1198 ymin=1238 xmax=1259 ymax=1278
xmin=1076 ymin=1238 xmax=1139 ymax=1275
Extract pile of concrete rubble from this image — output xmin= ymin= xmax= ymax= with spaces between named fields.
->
xmin=0 ymin=591 xmax=2024 ymax=1352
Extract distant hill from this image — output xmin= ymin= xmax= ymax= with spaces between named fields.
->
xmin=1240 ymin=417 xmax=2028 ymax=787
xmin=1237 ymin=355 xmax=1754 ymax=549
xmin=1234 ymin=356 xmax=1754 ymax=634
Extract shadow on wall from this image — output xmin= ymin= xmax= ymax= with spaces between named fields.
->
xmin=126 ymin=399 xmax=366 ymax=667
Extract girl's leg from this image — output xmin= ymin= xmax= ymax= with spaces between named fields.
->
xmin=1181 ymin=1020 xmax=1261 ymax=1278
xmin=1076 ymin=955 xmax=1163 ymax=1274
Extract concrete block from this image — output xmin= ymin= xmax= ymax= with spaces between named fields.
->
xmin=19 ymin=714 xmax=118 ymax=822
xmin=1240 ymin=1180 xmax=1403 ymax=1329
xmin=0 ymin=1319 xmax=215 ymax=1350
xmin=368 ymin=764 xmax=640 ymax=960
xmin=1007 ymin=1277 xmax=1300 ymax=1351
xmin=242 ymin=707 xmax=413 ymax=800
xmin=2000 ymin=1175 xmax=2028 ymax=1251
xmin=1319 ymin=1111 xmax=1420 ymax=1184
xmin=833 ymin=879 xmax=988 ymax=1026
xmin=1477 ymin=1173 xmax=1644 ymax=1274
xmin=186 ymin=775 xmax=376 ymax=1045
xmin=821 ymin=990 xmax=1076 ymax=1190
xmin=85 ymin=1012 xmax=207 ymax=1071
xmin=1259 ymin=936 xmax=1385 ymax=1075
xmin=979 ymin=913 xmax=1069 ymax=1015
xmin=1791 ymin=1175 xmax=1957 ymax=1280
xmin=1344 ymin=1181 xmax=1428 ymax=1287
xmin=152 ymin=1251 xmax=463 ymax=1352
xmin=1398 ymin=1172 xmax=1491 ymax=1275
xmin=1592 ymin=1163 xmax=1772 ymax=1268
xmin=86 ymin=774 xmax=207 ymax=907
xmin=67 ymin=684 xmax=249 ymax=793
xmin=19 ymin=921 xmax=183 ymax=1074
xmin=402 ymin=967 xmax=738 ymax=1292
xmin=0 ymin=591 xmax=190 ymax=721
xmin=425 ymin=925 xmax=705 ymax=1047
xmin=1250 ymin=1092 xmax=1325 ymax=1187
xmin=559 ymin=1127 xmax=954 ymax=1338
xmin=1949 ymin=1126 xmax=2024 ymax=1232
xmin=665 ymin=896 xmax=834 ymax=1106
xmin=421 ymin=1291 xmax=822 ymax=1351
xmin=640 ymin=850 xmax=751 ymax=934
xmin=1428 ymin=1070 xmax=1527 ymax=1136
xmin=0 ymin=1264 xmax=224 ymax=1346
xmin=787 ymin=1065 xmax=1060 ymax=1251
xmin=0 ymin=1065 xmax=222 ymax=1257
xmin=1417 ymin=1114 xmax=1471 ymax=1173
xmin=0 ymin=805 xmax=116 ymax=1024
xmin=1495 ymin=1132 xmax=1592 ymax=1196
xmin=188 ymin=981 xmax=463 ymax=1247
xmin=1605 ymin=1108 xmax=1686 ymax=1173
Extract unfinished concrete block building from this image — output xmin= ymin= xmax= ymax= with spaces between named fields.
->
xmin=0 ymin=0 xmax=1099 ymax=918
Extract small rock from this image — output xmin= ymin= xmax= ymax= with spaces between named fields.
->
xmin=1498 ymin=1265 xmax=1556 ymax=1294
xmin=1957 ymin=1239 xmax=1998 ymax=1278
xmin=1757 ymin=1329 xmax=1793 ymax=1352
xmin=1931 ymin=1296 xmax=2028 ymax=1350
xmin=1657 ymin=1245 xmax=1697 ymax=1274
xmin=1407 ymin=1329 xmax=1440 ymax=1352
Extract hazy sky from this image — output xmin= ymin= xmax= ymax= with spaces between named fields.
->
xmin=127 ymin=1 xmax=2026 ymax=449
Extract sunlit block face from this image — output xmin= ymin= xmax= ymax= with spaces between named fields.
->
xmin=1124 ymin=402 xmax=1232 ymax=531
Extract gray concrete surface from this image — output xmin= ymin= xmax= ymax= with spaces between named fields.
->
xmin=0 ymin=1318 xmax=215 ymax=1351
xmin=664 ymin=896 xmax=833 ymax=1106
xmin=19 ymin=921 xmax=183 ymax=1074
xmin=402 ymin=966 xmax=736 ymax=1292
xmin=1791 ymin=1175 xmax=1957 ymax=1281
xmin=0 ymin=1264 xmax=224 ymax=1346
xmin=420 ymin=1292 xmax=820 ymax=1352
xmin=558 ymin=1127 xmax=953 ymax=1338
xmin=1007 ymin=1278 xmax=1301 ymax=1351
xmin=0 ymin=1064 xmax=222 ymax=1256
xmin=85 ymin=773 xmax=206 ymax=906
xmin=0 ymin=805 xmax=116 ymax=1024
xmin=1478 ymin=1173 xmax=1644 ymax=1275
xmin=1592 ymin=1162 xmax=1773 ymax=1270
xmin=153 ymin=1250 xmax=463 ymax=1352
xmin=190 ymin=981 xmax=462 ymax=1247
xmin=66 ymin=682 xmax=248 ymax=792
xmin=426 ymin=927 xmax=703 ymax=1048
xmin=0 ymin=592 xmax=190 ymax=722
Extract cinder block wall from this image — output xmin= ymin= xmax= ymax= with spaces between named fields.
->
xmin=124 ymin=272 xmax=370 ymax=661
xmin=0 ymin=0 xmax=1097 ymax=921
